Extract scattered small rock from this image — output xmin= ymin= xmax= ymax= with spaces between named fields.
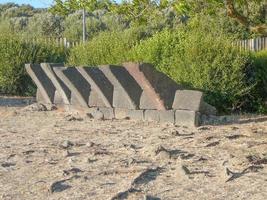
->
xmin=90 ymin=110 xmax=104 ymax=120
xmin=1 ymin=162 xmax=16 ymax=168
xmin=206 ymin=141 xmax=220 ymax=147
xmin=60 ymin=140 xmax=74 ymax=149
xmin=65 ymin=115 xmax=83 ymax=121
xmin=50 ymin=180 xmax=71 ymax=193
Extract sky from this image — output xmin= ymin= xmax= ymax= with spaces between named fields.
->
xmin=0 ymin=0 xmax=54 ymax=8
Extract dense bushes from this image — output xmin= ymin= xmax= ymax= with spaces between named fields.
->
xmin=0 ymin=34 xmax=66 ymax=95
xmin=68 ymin=27 xmax=151 ymax=66
xmin=68 ymin=18 xmax=267 ymax=113
xmin=131 ymin=29 xmax=255 ymax=113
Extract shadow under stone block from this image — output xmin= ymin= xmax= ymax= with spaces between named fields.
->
xmin=99 ymin=65 xmax=142 ymax=109
xmin=25 ymin=64 xmax=56 ymax=104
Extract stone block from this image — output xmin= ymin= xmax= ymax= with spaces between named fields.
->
xmin=144 ymin=110 xmax=160 ymax=122
xmin=172 ymin=90 xmax=203 ymax=111
xmin=54 ymin=67 xmax=91 ymax=107
xmin=40 ymin=63 xmax=71 ymax=105
xmin=25 ymin=64 xmax=56 ymax=104
xmin=123 ymin=62 xmax=181 ymax=110
xmin=175 ymin=110 xmax=200 ymax=127
xmin=114 ymin=108 xmax=144 ymax=121
xmin=159 ymin=110 xmax=175 ymax=124
xmin=99 ymin=65 xmax=142 ymax=109
xmin=77 ymin=67 xmax=113 ymax=107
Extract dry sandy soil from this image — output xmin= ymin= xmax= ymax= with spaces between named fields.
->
xmin=0 ymin=100 xmax=266 ymax=200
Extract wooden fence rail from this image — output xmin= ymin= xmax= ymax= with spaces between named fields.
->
xmin=27 ymin=37 xmax=267 ymax=51
xmin=27 ymin=37 xmax=82 ymax=48
xmin=235 ymin=37 xmax=267 ymax=52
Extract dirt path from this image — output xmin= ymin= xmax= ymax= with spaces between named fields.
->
xmin=0 ymin=105 xmax=266 ymax=200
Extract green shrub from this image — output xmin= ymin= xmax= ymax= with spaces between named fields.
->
xmin=0 ymin=34 xmax=67 ymax=95
xmin=67 ymin=27 xmax=151 ymax=66
xmin=131 ymin=27 xmax=260 ymax=113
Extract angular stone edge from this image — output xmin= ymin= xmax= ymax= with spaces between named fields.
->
xmin=77 ymin=67 xmax=113 ymax=107
xmin=40 ymin=63 xmax=71 ymax=105
xmin=53 ymin=67 xmax=88 ymax=107
xmin=25 ymin=64 xmax=54 ymax=104
xmin=123 ymin=62 xmax=166 ymax=110
xmin=99 ymin=65 xmax=141 ymax=109
xmin=172 ymin=90 xmax=203 ymax=111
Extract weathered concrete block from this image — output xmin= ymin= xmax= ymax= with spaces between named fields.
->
xmin=114 ymin=108 xmax=144 ymax=121
xmin=40 ymin=63 xmax=71 ymax=105
xmin=175 ymin=110 xmax=200 ymax=127
xmin=127 ymin=109 xmax=144 ymax=120
xmin=144 ymin=110 xmax=160 ymax=122
xmin=159 ymin=110 xmax=175 ymax=124
xmin=99 ymin=65 xmax=142 ymax=109
xmin=54 ymin=67 xmax=91 ymax=107
xmin=123 ymin=62 xmax=181 ymax=110
xmin=172 ymin=90 xmax=203 ymax=111
xmin=25 ymin=64 xmax=56 ymax=104
xmin=77 ymin=67 xmax=113 ymax=107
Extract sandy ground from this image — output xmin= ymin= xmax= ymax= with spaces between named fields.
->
xmin=0 ymin=102 xmax=266 ymax=200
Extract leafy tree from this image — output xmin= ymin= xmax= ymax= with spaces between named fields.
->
xmin=173 ymin=0 xmax=267 ymax=35
xmin=50 ymin=0 xmax=111 ymax=41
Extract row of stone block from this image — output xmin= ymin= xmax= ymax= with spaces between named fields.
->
xmin=85 ymin=107 xmax=200 ymax=127
xmin=25 ymin=63 xmax=215 ymax=115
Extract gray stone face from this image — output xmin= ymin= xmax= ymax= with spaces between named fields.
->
xmin=172 ymin=90 xmax=203 ymax=111
xmin=159 ymin=110 xmax=175 ymax=124
xmin=175 ymin=110 xmax=200 ymax=127
xmin=25 ymin=64 xmax=56 ymax=104
xmin=77 ymin=67 xmax=113 ymax=107
xmin=54 ymin=67 xmax=91 ymax=107
xmin=144 ymin=110 xmax=160 ymax=122
xmin=99 ymin=65 xmax=142 ymax=109
xmin=114 ymin=108 xmax=144 ymax=121
xmin=40 ymin=63 xmax=71 ymax=105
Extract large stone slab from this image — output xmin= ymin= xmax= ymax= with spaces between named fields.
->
xmin=77 ymin=67 xmax=113 ymax=107
xmin=123 ymin=62 xmax=165 ymax=110
xmin=172 ymin=90 xmax=203 ymax=111
xmin=40 ymin=63 xmax=71 ymax=105
xmin=25 ymin=64 xmax=56 ymax=104
xmin=53 ymin=67 xmax=91 ymax=107
xmin=99 ymin=65 xmax=142 ymax=109
xmin=123 ymin=62 xmax=181 ymax=110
